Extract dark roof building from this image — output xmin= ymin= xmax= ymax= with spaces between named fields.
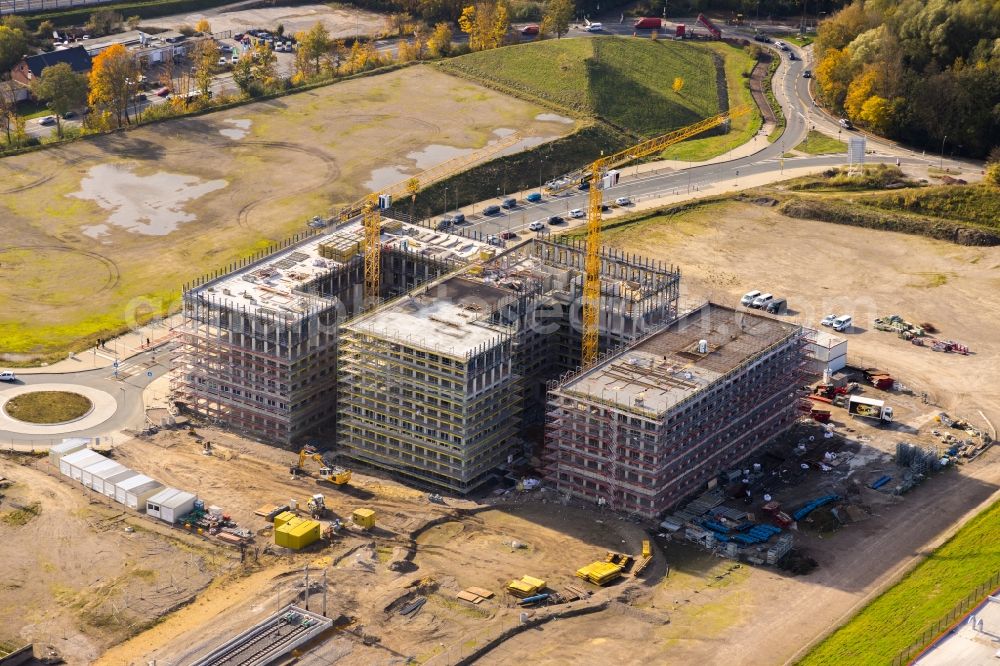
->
xmin=10 ymin=46 xmax=92 ymax=89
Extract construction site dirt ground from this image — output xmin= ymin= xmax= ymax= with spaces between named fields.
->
xmin=0 ymin=456 xmax=224 ymax=664
xmin=65 ymin=407 xmax=996 ymax=666
xmin=0 ymin=65 xmax=573 ymax=358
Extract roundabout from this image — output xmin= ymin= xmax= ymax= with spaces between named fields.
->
xmin=0 ymin=382 xmax=118 ymax=435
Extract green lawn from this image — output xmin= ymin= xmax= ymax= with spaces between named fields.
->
xmin=799 ymin=497 xmax=1000 ymax=665
xmin=794 ymin=130 xmax=846 ymax=155
xmin=441 ymin=36 xmax=720 ymax=138
xmin=778 ymin=33 xmax=816 ymax=47
xmin=660 ymin=41 xmax=762 ymax=161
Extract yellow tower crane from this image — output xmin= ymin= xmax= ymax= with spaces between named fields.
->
xmin=339 ymin=132 xmax=524 ymax=308
xmin=581 ymin=107 xmax=750 ymax=366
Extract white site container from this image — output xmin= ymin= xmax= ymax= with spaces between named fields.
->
xmin=48 ymin=438 xmax=89 ymax=466
xmin=99 ymin=468 xmax=137 ymax=498
xmin=59 ymin=449 xmax=107 ymax=481
xmin=146 ymin=488 xmax=197 ymax=524
xmin=115 ymin=475 xmax=164 ymax=511
xmin=81 ymin=458 xmax=121 ymax=490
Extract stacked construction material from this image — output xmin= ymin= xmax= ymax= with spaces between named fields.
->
xmin=506 ymin=575 xmax=546 ymax=598
xmin=576 ymin=561 xmax=623 ymax=586
xmin=318 ymin=234 xmax=360 ymax=262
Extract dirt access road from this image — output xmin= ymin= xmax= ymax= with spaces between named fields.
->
xmin=0 ymin=456 xmax=223 ymax=665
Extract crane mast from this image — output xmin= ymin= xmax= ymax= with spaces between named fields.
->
xmin=580 ymin=106 xmax=750 ymax=366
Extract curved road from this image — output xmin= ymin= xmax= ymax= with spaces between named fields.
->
xmin=445 ymin=22 xmax=975 ymax=240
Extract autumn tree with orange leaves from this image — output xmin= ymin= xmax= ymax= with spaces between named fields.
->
xmin=88 ymin=43 xmax=139 ymax=128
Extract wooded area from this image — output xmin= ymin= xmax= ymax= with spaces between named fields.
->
xmin=813 ymin=0 xmax=1000 ymax=158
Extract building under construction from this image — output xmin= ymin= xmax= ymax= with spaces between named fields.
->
xmin=543 ymin=303 xmax=805 ymax=518
xmin=173 ymin=220 xmax=681 ymax=492
xmin=336 ymin=237 xmax=681 ymax=492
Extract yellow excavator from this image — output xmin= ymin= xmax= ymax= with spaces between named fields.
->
xmin=290 ymin=445 xmax=352 ymax=485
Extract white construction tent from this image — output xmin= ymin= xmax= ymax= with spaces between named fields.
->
xmin=115 ymin=475 xmax=164 ymax=511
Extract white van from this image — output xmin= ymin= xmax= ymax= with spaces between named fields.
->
xmin=751 ymin=293 xmax=773 ymax=308
xmin=832 ymin=315 xmax=853 ymax=332
xmin=740 ymin=290 xmax=761 ymax=306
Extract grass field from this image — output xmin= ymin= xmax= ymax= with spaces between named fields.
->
xmin=0 ymin=66 xmax=571 ymax=358
xmin=793 ymin=130 xmax=846 ymax=155
xmin=860 ymin=184 xmax=1000 ymax=228
xmin=800 ymin=498 xmax=1000 ymax=664
xmin=3 ymin=391 xmax=92 ymax=424
xmin=660 ymin=42 xmax=762 ymax=161
xmin=441 ymin=37 xmax=719 ymax=138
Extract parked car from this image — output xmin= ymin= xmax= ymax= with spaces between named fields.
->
xmin=38 ymin=116 xmax=56 ymax=126
xmin=820 ymin=313 xmax=838 ymax=327
xmin=569 ymin=208 xmax=585 ymax=219
xmin=0 ymin=371 xmax=15 ymax=382
xmin=436 ymin=218 xmax=453 ymax=230
xmin=452 ymin=212 xmax=466 ymax=224
xmin=615 ymin=196 xmax=632 ymax=206
xmin=832 ymin=315 xmax=853 ymax=332
xmin=525 ymin=192 xmax=542 ymax=203
xmin=740 ymin=290 xmax=761 ymax=306
xmin=231 ymin=52 xmax=240 ymax=63
xmin=528 ymin=220 xmax=546 ymax=231
xmin=499 ymin=231 xmax=517 ymax=240
xmin=751 ymin=293 xmax=773 ymax=308
xmin=765 ymin=298 xmax=787 ymax=315
xmin=217 ymin=56 xmax=228 ymax=66
xmin=548 ymin=215 xmax=565 ymax=225
xmin=155 ymin=86 xmax=171 ymax=97
xmin=487 ymin=235 xmax=502 ymax=246
xmin=501 ymin=197 xmax=517 ymax=209
xmin=62 ymin=110 xmax=77 ymax=119
xmin=839 ymin=118 xmax=854 ymax=129
xmin=134 ymin=93 xmax=147 ymax=101
xmin=577 ymin=180 xmax=590 ymax=191
xmin=483 ymin=204 xmax=502 ymax=216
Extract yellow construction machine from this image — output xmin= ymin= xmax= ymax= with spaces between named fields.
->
xmin=290 ymin=445 xmax=352 ymax=486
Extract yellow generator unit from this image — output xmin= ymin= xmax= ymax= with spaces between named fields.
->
xmin=273 ymin=510 xmax=296 ymax=529
xmin=352 ymin=508 xmax=376 ymax=530
xmin=275 ymin=516 xmax=321 ymax=550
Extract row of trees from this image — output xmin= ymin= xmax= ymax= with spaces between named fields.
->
xmin=813 ymin=0 xmax=1000 ymax=158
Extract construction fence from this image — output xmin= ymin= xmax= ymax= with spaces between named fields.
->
xmin=890 ymin=570 xmax=1000 ymax=666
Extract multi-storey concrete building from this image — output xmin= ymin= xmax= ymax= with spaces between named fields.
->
xmin=544 ymin=303 xmax=804 ymax=518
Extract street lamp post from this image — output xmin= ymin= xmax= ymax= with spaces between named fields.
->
xmin=939 ymin=135 xmax=947 ymax=170
xmin=443 ymin=187 xmax=448 ymax=217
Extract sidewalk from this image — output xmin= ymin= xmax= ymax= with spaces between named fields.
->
xmin=16 ymin=313 xmax=185 ymax=375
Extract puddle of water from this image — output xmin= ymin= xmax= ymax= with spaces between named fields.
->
xmin=535 ymin=112 xmax=574 ymax=124
xmin=220 ymin=118 xmax=252 ymax=140
xmin=407 ymin=144 xmax=475 ymax=170
xmin=364 ymin=165 xmax=414 ymax=191
xmin=82 ymin=224 xmax=111 ymax=241
xmin=71 ymin=164 xmax=227 ymax=236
